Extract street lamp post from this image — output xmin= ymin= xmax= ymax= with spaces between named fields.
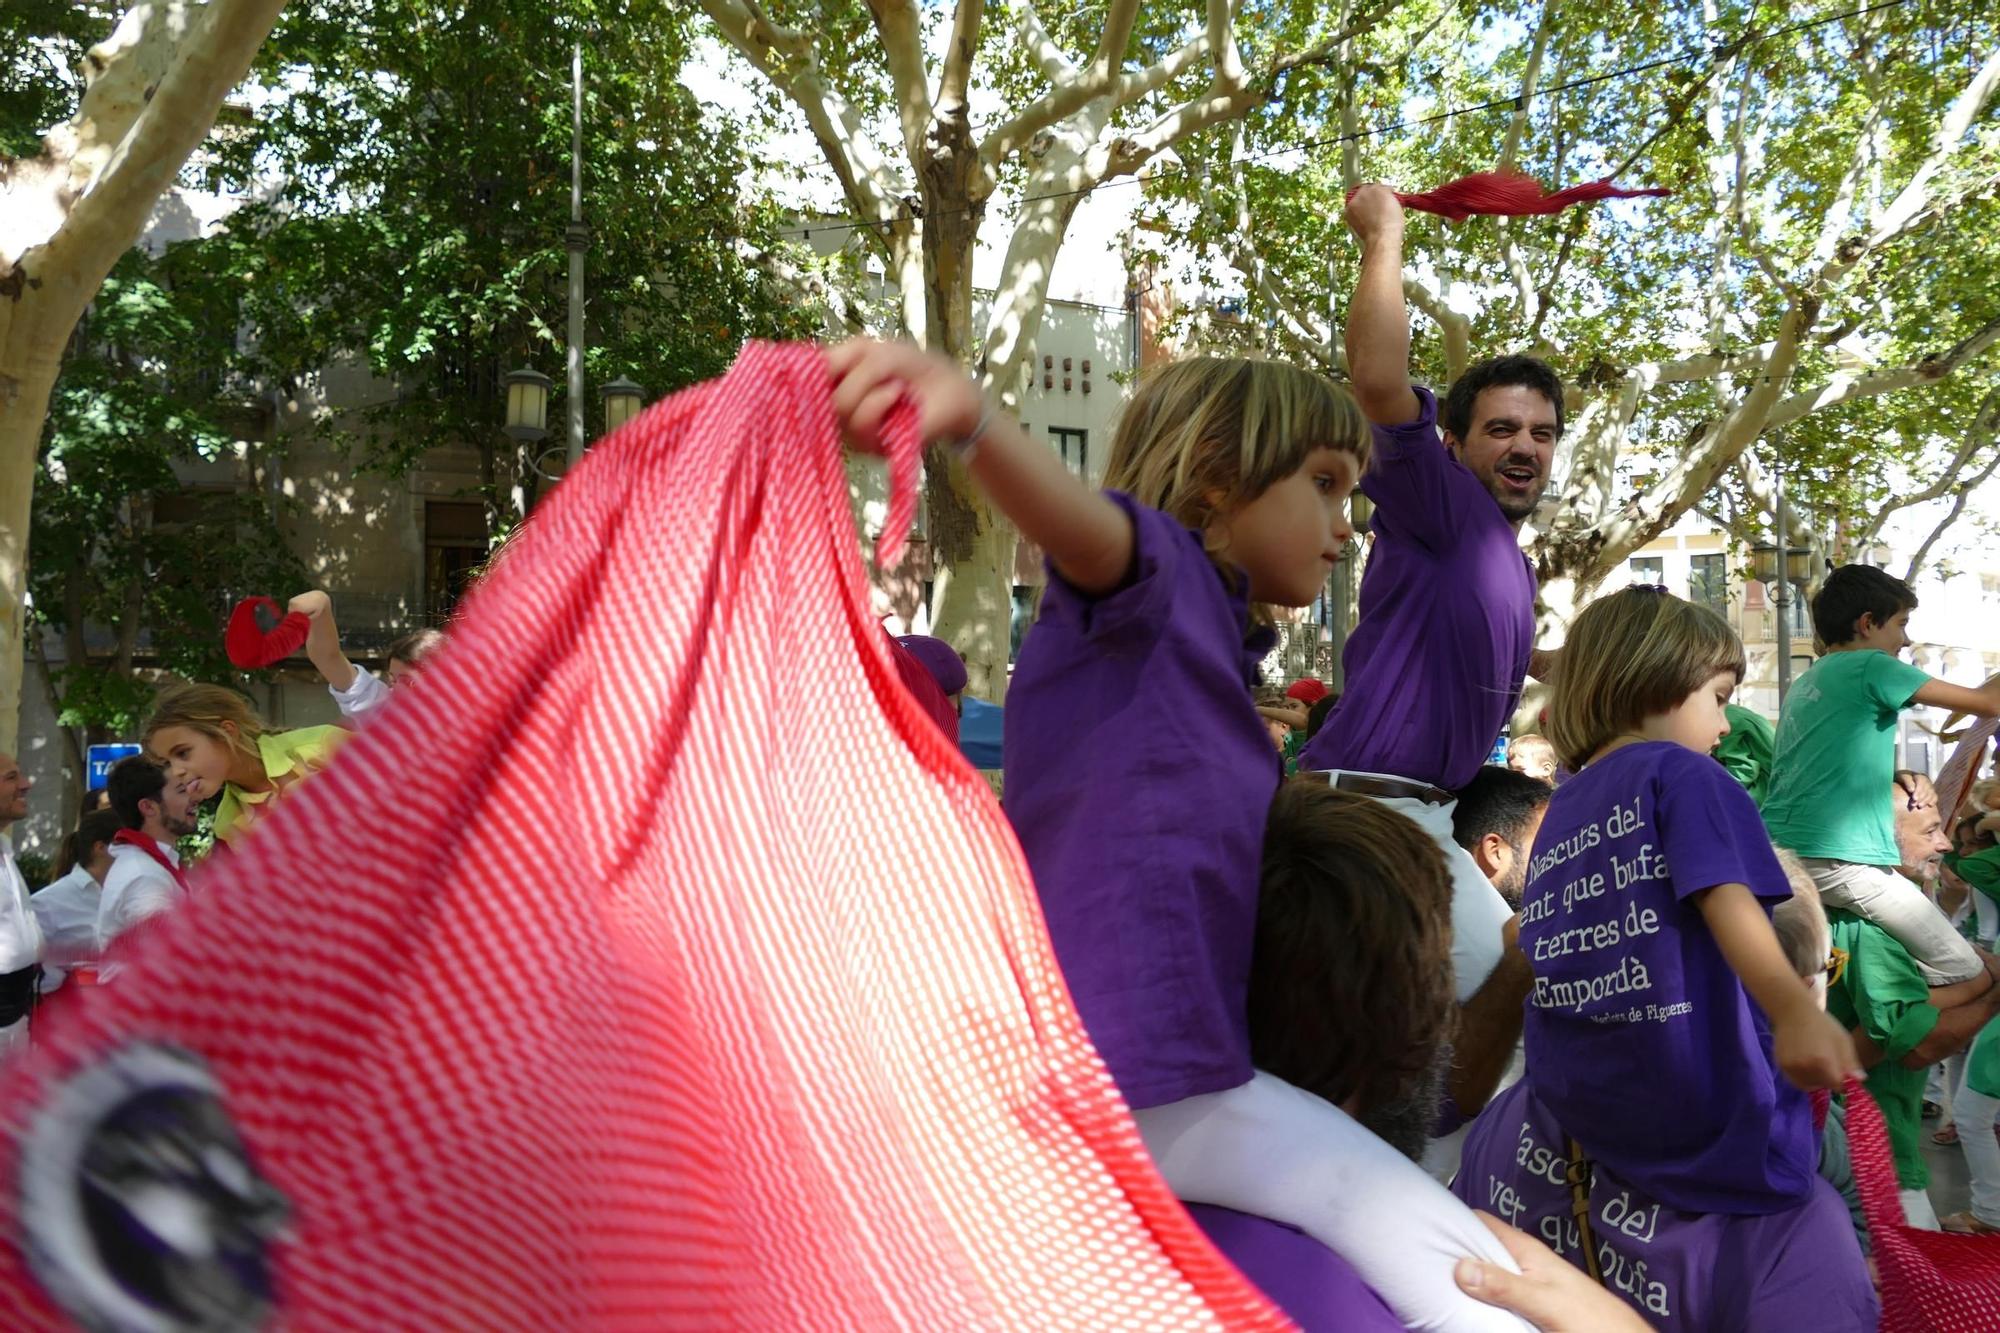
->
xmin=1750 ymin=466 xmax=1813 ymax=705
xmin=1325 ymin=493 xmax=1372 ymax=691
xmin=600 ymin=376 xmax=644 ymax=433
xmin=503 ymin=367 xmax=552 ymax=443
xmin=566 ymin=40 xmax=589 ymax=467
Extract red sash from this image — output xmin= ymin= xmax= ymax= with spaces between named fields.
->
xmin=111 ymin=829 xmax=191 ymax=894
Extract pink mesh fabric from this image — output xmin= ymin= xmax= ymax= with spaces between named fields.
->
xmin=0 ymin=342 xmax=1288 ymax=1330
xmin=1376 ymin=171 xmax=1671 ymax=221
xmin=1846 ymin=1076 xmax=2000 ymax=1331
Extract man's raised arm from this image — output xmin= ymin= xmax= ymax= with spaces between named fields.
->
xmin=1344 ymin=184 xmax=1424 ymax=428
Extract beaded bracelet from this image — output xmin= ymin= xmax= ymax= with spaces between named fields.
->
xmin=946 ymin=403 xmax=995 ymax=464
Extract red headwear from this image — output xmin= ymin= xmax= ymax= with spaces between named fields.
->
xmin=1373 ymin=170 xmax=1671 ymax=222
xmin=225 ymin=596 xmax=311 ymax=669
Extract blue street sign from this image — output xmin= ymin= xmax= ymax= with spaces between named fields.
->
xmin=86 ymin=743 xmax=142 ymax=790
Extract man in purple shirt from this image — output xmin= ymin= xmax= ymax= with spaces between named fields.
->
xmin=1298 ymin=184 xmax=1559 ymax=1122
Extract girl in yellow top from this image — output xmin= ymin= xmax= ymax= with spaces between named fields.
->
xmin=144 ymin=683 xmax=348 ymax=845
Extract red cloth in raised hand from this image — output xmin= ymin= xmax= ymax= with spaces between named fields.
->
xmin=1846 ymin=1075 xmax=2000 ymax=1331
xmin=0 ymin=342 xmax=1284 ymax=1332
xmin=225 ymin=595 xmax=312 ymax=668
xmin=1381 ymin=170 xmax=1671 ymax=221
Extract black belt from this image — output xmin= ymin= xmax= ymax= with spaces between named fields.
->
xmin=1304 ymin=770 xmax=1456 ymax=807
xmin=0 ymin=963 xmax=39 ymax=1026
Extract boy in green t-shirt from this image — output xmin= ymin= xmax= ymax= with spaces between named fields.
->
xmin=1763 ymin=565 xmax=2000 ymax=985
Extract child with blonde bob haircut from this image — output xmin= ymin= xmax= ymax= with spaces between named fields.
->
xmin=830 ymin=340 xmax=1538 ymax=1332
xmin=144 ymin=682 xmax=348 ymax=846
xmin=1522 ymin=587 xmax=1858 ymax=1216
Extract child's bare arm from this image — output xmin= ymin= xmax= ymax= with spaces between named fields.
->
xmin=288 ymin=590 xmax=360 ymax=692
xmin=826 ymin=339 xmax=1133 ymax=596
xmin=1912 ymin=673 xmax=2000 ymax=719
xmin=1698 ymin=881 xmax=1860 ymax=1088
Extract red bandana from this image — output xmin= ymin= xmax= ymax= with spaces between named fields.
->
xmin=1377 ymin=170 xmax=1671 ymax=221
xmin=111 ymin=828 xmax=191 ymax=894
xmin=225 ymin=596 xmax=311 ymax=669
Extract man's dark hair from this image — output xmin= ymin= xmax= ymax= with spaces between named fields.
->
xmin=1249 ymin=779 xmax=1456 ymax=1121
xmin=1439 ymin=354 xmax=1566 ymax=445
xmin=1451 ymin=765 xmax=1554 ymax=855
xmin=105 ymin=756 xmax=166 ymax=830
xmin=1305 ymin=692 xmax=1340 ymax=740
xmin=1813 ymin=564 xmax=1918 ymax=646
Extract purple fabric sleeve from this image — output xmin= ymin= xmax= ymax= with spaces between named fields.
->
xmin=1652 ymin=747 xmax=1792 ymax=906
xmin=1039 ymin=489 xmax=1185 ymax=648
xmin=1358 ymin=386 xmax=1460 ymax=551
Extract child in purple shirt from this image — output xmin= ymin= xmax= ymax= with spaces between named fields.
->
xmin=1514 ymin=587 xmax=1859 ymax=1217
xmin=828 ymin=340 xmax=1533 ymax=1331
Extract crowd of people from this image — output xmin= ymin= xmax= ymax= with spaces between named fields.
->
xmin=3 ymin=181 xmax=2000 ymax=1329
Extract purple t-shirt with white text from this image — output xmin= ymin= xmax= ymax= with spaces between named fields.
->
xmin=1521 ymin=742 xmax=1816 ymax=1214
xmin=1453 ymin=1081 xmax=1877 ymax=1333
xmin=1300 ymin=387 xmax=1536 ymax=790
xmin=1004 ymin=491 xmax=1279 ymax=1109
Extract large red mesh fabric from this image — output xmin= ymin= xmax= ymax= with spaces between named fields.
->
xmin=1846 ymin=1075 xmax=2000 ymax=1331
xmin=0 ymin=342 xmax=1288 ymax=1330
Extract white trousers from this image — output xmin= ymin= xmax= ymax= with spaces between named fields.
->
xmin=1802 ymin=857 xmax=1983 ymax=986
xmin=1956 ymin=1083 xmax=2000 ymax=1228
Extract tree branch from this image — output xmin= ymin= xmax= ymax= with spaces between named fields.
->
xmin=1225 ymin=124 xmax=1336 ymax=369
xmin=1857 ymin=383 xmax=2000 ymax=550
xmin=1905 ymin=427 xmax=2000 ymax=583
xmin=1765 ymin=313 xmax=2000 ymax=432
xmin=1109 ymin=37 xmax=1208 ymax=108
xmin=1207 ymin=0 xmax=1247 ymax=90
xmin=979 ymin=0 xmax=1180 ymax=168
xmin=863 ymin=0 xmax=935 ymax=163
xmin=701 ymin=0 xmax=905 ymax=233
xmin=33 ymin=0 xmax=290 ymax=324
xmin=1816 ymin=44 xmax=2000 ymax=291
xmin=1405 ymin=279 xmax=1470 ymax=380
xmin=1590 ymin=299 xmax=1815 ymax=567
xmin=937 ymin=0 xmax=986 ymax=113
xmin=1017 ymin=0 xmax=1079 ymax=84
xmin=1866 ymin=45 xmax=2000 ymax=252
xmin=1497 ymin=0 xmax=1555 ymax=175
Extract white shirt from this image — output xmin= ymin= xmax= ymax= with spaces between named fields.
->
xmin=97 ymin=838 xmax=186 ymax=952
xmin=0 ymin=839 xmax=44 ymax=974
xmin=329 ymin=668 xmax=391 ymax=723
xmin=30 ymin=864 xmax=103 ymax=991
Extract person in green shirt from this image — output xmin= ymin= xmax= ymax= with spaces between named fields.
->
xmin=1826 ymin=903 xmax=2000 ymax=1230
xmin=1763 ymin=565 xmax=2000 ymax=986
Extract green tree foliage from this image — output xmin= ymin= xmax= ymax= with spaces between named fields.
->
xmin=0 ymin=0 xmax=98 ymax=159
xmin=199 ymin=0 xmax=816 ymax=532
xmin=28 ymin=245 xmax=306 ymax=766
xmin=1137 ymin=0 xmax=2000 ymax=601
